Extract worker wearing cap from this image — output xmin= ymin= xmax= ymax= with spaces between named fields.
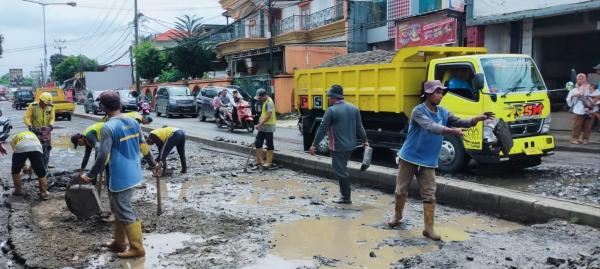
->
xmin=70 ymin=122 xmax=104 ymax=172
xmin=387 ymin=80 xmax=493 ymax=241
xmin=309 ymin=85 xmax=368 ymax=204
xmin=146 ymin=126 xmax=187 ymax=174
xmin=101 ymin=111 xmax=153 ymax=125
xmin=79 ymin=90 xmax=160 ymax=259
xmin=7 ymin=131 xmax=49 ymax=200
xmin=254 ymin=88 xmax=276 ymax=168
xmin=24 ymin=92 xmax=55 ymax=168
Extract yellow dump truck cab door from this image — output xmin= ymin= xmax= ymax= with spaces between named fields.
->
xmin=428 ymin=57 xmax=484 ymax=172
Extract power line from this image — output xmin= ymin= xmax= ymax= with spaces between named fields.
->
xmin=93 ymin=24 xmax=133 ymax=62
xmin=84 ymin=0 xmax=132 ymax=54
xmin=75 ymin=0 xmax=120 ymax=54
xmin=76 ymin=4 xmax=221 ymax=11
xmin=100 ymin=48 xmax=129 ymax=65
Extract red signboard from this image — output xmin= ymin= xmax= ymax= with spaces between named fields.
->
xmin=395 ymin=15 xmax=457 ymax=50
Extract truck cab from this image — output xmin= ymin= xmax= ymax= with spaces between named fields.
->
xmin=35 ymin=87 xmax=75 ymax=121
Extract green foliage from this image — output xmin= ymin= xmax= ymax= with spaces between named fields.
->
xmin=0 ymin=73 xmax=9 ymax=85
xmin=134 ymin=41 xmax=165 ymax=81
xmin=169 ymin=14 xmax=216 ymax=79
xmin=49 ymin=54 xmax=67 ymax=71
xmin=52 ymin=55 xmax=99 ymax=83
xmin=158 ymin=68 xmax=184 ymax=83
xmin=172 ymin=15 xmax=204 ymax=41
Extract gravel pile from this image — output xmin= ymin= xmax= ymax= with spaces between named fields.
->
xmin=317 ymin=50 xmax=397 ymax=68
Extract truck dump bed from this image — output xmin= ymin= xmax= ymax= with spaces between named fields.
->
xmin=295 ymin=46 xmax=487 ymax=115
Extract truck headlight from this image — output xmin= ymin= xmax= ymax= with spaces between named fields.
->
xmin=541 ymin=114 xmax=551 ymax=134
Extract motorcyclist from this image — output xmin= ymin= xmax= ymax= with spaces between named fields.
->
xmin=217 ymin=89 xmax=230 ymax=120
xmin=231 ymin=90 xmax=241 ymax=123
xmin=24 ymin=92 xmax=55 ymax=168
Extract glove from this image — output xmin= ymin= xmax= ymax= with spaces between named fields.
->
xmin=151 ymin=162 xmax=164 ymax=177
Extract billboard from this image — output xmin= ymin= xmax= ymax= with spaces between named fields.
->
xmin=396 ymin=13 xmax=457 ymax=50
xmin=9 ymin=69 xmax=23 ymax=86
xmin=472 ymin=0 xmax=593 ymax=23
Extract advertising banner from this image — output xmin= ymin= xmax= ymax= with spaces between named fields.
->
xmin=396 ymin=15 xmax=457 ymax=50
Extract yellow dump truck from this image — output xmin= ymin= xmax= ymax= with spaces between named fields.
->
xmin=295 ymin=46 xmax=555 ymax=172
xmin=35 ymin=87 xmax=75 ymax=121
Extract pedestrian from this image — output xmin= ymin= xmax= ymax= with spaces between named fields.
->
xmin=146 ymin=126 xmax=187 ymax=174
xmin=309 ymin=85 xmax=368 ymax=204
xmin=7 ymin=131 xmax=50 ymax=199
xmin=71 ymin=122 xmax=104 ymax=173
xmin=566 ymin=73 xmax=598 ymax=144
xmin=79 ymin=90 xmax=161 ymax=259
xmin=24 ymin=92 xmax=55 ymax=168
xmin=254 ymin=88 xmax=276 ymax=168
xmin=387 ymin=80 xmax=493 ymax=240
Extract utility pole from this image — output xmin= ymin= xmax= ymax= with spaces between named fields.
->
xmin=268 ymin=0 xmax=274 ymax=79
xmin=54 ymin=39 xmax=66 ymax=55
xmin=129 ymin=46 xmax=135 ymax=85
xmin=39 ymin=63 xmax=44 ymax=87
xmin=133 ymin=0 xmax=141 ymax=94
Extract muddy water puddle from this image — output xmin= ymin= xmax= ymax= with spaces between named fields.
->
xmin=88 ymin=232 xmax=203 ymax=269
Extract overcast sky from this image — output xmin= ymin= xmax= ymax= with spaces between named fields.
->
xmin=0 ymin=0 xmax=225 ymax=75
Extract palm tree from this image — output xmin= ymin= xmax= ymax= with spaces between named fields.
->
xmin=172 ymin=15 xmax=204 ymax=42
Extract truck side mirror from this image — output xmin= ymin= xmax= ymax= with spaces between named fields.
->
xmin=474 ymin=73 xmax=485 ymax=91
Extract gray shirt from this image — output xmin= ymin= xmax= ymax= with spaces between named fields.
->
xmin=412 ymin=105 xmax=475 ymax=134
xmin=260 ymin=100 xmax=276 ymax=133
xmin=312 ymin=100 xmax=368 ymax=152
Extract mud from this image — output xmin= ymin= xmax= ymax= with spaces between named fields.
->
xmin=0 ymin=105 xmax=599 ymax=268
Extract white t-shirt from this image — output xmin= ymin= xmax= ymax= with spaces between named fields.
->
xmin=566 ymin=85 xmax=600 ymax=115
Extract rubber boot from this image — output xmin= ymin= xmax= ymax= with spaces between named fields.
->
xmin=38 ymin=177 xmax=49 ymax=200
xmin=422 ymin=203 xmax=441 ymax=241
xmin=117 ymin=220 xmax=145 ymax=258
xmin=12 ymin=174 xmax=23 ymax=196
xmin=263 ymin=150 xmax=274 ymax=168
xmin=388 ymin=193 xmax=406 ymax=228
xmin=102 ymin=222 xmax=128 ymax=252
xmin=254 ymin=149 xmax=264 ymax=166
xmin=180 ymin=158 xmax=187 ymax=174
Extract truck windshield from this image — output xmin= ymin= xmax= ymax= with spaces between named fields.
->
xmin=481 ymin=57 xmax=545 ymax=94
xmin=169 ymin=87 xmax=190 ymax=96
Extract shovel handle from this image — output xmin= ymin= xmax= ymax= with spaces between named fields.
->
xmin=156 ymin=174 xmax=162 ymax=216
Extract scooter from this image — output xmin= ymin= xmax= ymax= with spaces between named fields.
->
xmin=224 ymin=101 xmax=255 ymax=133
xmin=139 ymin=100 xmax=151 ymax=115
xmin=0 ymin=109 xmax=13 ymax=142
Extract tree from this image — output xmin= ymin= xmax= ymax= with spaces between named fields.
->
xmin=158 ymin=68 xmax=184 ymax=83
xmin=169 ymin=14 xmax=216 ymax=79
xmin=52 ymin=55 xmax=99 ymax=83
xmin=50 ymin=54 xmax=67 ymax=70
xmin=134 ymin=41 xmax=165 ymax=81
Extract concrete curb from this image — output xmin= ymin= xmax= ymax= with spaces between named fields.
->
xmin=73 ymin=112 xmax=600 ymax=228
xmin=554 ymin=143 xmax=600 ymax=154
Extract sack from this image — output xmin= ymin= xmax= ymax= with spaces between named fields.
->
xmin=494 ymin=119 xmax=513 ymax=157
xmin=360 ymin=146 xmax=373 ymax=171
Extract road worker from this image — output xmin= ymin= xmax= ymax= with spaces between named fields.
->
xmin=70 ymin=122 xmax=104 ymax=172
xmin=254 ymin=89 xmax=276 ymax=168
xmin=7 ymin=131 xmax=50 ymax=200
xmin=101 ymin=111 xmax=153 ymax=125
xmin=146 ymin=126 xmax=187 ymax=174
xmin=24 ymin=92 xmax=55 ymax=168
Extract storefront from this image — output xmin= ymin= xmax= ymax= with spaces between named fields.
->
xmin=395 ymin=9 xmax=465 ymax=50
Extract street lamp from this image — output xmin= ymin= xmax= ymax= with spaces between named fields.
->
xmin=22 ymin=0 xmax=77 ymax=85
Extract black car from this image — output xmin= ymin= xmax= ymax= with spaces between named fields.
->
xmin=12 ymin=90 xmax=34 ymax=110
xmin=195 ymin=86 xmax=253 ymax=122
xmin=155 ymin=86 xmax=197 ymax=118
xmin=83 ymin=90 xmax=104 ymax=114
xmin=117 ymin=89 xmax=139 ymax=112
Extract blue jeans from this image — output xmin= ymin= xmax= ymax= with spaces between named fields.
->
xmin=110 ymin=188 xmax=136 ymax=224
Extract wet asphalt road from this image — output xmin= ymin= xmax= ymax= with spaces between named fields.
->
xmin=0 ymin=101 xmax=599 ymax=268
xmin=72 ymin=105 xmax=600 ymax=205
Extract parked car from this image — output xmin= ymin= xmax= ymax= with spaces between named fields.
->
xmin=155 ymin=86 xmax=197 ymax=118
xmin=195 ymin=86 xmax=253 ymax=122
xmin=83 ymin=90 xmax=104 ymax=115
xmin=117 ymin=89 xmax=139 ymax=112
xmin=12 ymin=90 xmax=34 ymax=110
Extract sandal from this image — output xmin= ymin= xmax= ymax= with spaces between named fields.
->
xmin=582 ymin=140 xmax=589 ymax=145
xmin=570 ymin=139 xmax=580 ymax=145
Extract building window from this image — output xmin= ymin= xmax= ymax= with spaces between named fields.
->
xmin=419 ymin=0 xmax=441 ymax=13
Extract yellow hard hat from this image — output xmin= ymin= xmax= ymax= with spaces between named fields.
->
xmin=39 ymin=92 xmax=53 ymax=104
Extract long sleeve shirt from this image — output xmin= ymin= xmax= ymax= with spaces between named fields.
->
xmin=312 ymin=100 xmax=368 ymax=152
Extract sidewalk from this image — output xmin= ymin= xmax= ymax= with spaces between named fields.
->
xmin=553 ymin=130 xmax=600 ymax=154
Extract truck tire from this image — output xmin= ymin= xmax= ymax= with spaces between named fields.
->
xmin=438 ymin=135 xmax=466 ymax=173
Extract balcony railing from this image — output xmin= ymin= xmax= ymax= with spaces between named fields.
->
xmin=273 ymin=3 xmax=344 ymax=36
xmin=206 ymin=20 xmax=268 ymax=44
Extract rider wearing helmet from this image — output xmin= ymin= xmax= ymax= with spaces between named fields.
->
xmin=24 ymin=92 xmax=55 ymax=168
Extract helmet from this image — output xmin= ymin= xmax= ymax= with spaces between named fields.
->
xmin=39 ymin=92 xmax=53 ymax=105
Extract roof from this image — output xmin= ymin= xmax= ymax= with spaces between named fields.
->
xmin=154 ymin=29 xmax=186 ymax=42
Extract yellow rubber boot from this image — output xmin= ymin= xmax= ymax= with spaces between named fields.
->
xmin=422 ymin=203 xmax=441 ymax=241
xmin=102 ymin=222 xmax=128 ymax=252
xmin=12 ymin=174 xmax=23 ymax=196
xmin=254 ymin=149 xmax=264 ymax=166
xmin=263 ymin=150 xmax=274 ymax=168
xmin=118 ymin=220 xmax=145 ymax=258
xmin=38 ymin=177 xmax=49 ymax=200
xmin=388 ymin=193 xmax=406 ymax=228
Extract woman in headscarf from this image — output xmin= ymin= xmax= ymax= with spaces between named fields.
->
xmin=566 ymin=73 xmax=599 ymax=144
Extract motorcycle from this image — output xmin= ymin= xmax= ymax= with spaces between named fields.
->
xmin=0 ymin=109 xmax=13 ymax=142
xmin=139 ymin=100 xmax=151 ymax=115
xmin=224 ymin=101 xmax=255 ymax=133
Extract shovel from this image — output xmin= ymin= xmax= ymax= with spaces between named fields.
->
xmin=243 ymin=145 xmax=254 ymax=172
xmin=155 ymin=165 xmax=162 ymax=216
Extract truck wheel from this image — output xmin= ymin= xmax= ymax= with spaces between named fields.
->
xmin=438 ymin=135 xmax=466 ymax=173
